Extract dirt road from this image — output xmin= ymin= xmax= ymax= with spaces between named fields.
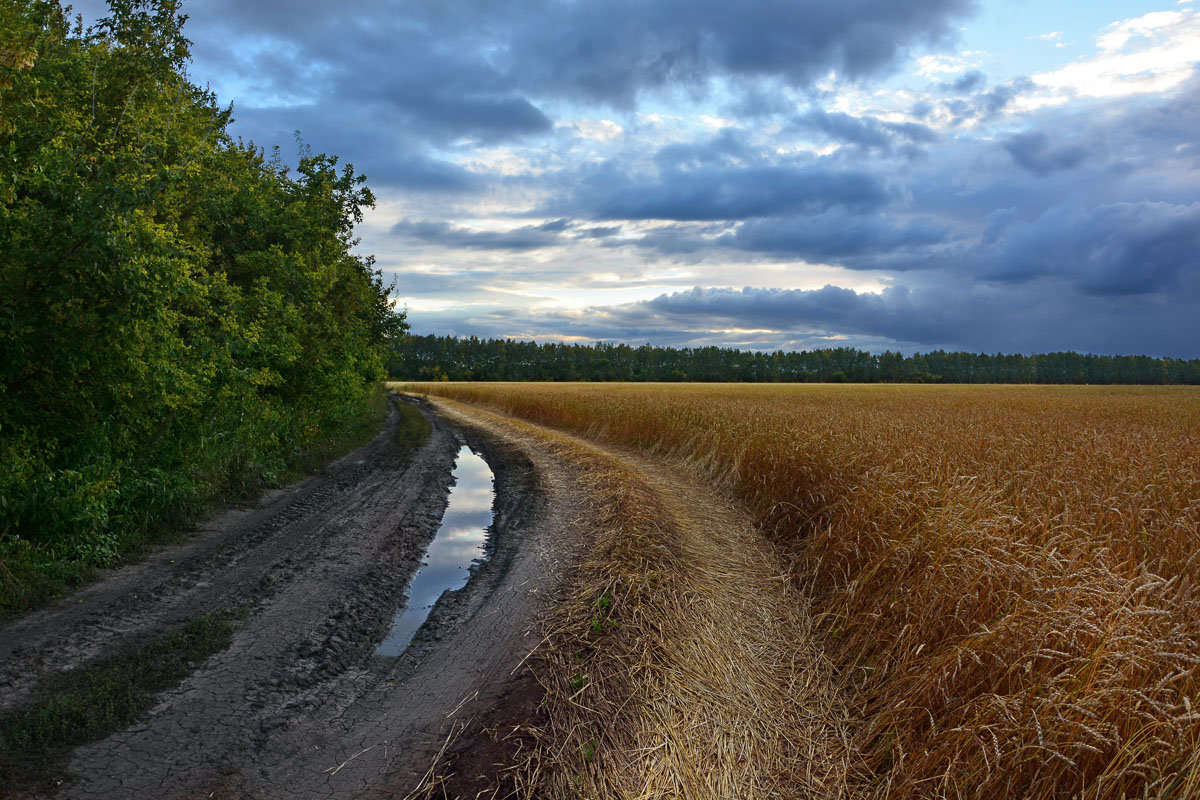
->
xmin=0 ymin=396 xmax=587 ymax=799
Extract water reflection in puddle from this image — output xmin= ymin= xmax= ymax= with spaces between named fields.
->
xmin=377 ymin=446 xmax=494 ymax=656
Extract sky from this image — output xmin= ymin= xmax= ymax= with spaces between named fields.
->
xmin=75 ymin=0 xmax=1200 ymax=355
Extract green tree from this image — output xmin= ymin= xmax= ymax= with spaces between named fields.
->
xmin=0 ymin=0 xmax=404 ymax=610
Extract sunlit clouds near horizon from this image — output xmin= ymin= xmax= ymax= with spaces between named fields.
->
xmin=74 ymin=0 xmax=1200 ymax=355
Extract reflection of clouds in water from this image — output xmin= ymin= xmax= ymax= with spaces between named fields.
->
xmin=449 ymin=493 xmax=493 ymax=514
xmin=377 ymin=446 xmax=495 ymax=656
xmin=426 ymin=536 xmax=485 ymax=562
xmin=440 ymin=513 xmax=493 ymax=537
xmin=449 ymin=450 xmax=493 ymax=513
xmin=443 ymin=519 xmax=491 ymax=537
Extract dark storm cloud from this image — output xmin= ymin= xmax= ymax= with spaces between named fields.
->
xmin=639 ymin=285 xmax=934 ymax=340
xmin=534 ymin=74 xmax=1200 ymax=286
xmin=393 ymin=210 xmax=1198 ymax=356
xmin=605 ymin=213 xmax=951 ymax=264
xmin=576 ymin=162 xmax=891 ymax=221
xmin=969 ymin=201 xmax=1200 ymax=295
xmin=943 ymin=70 xmax=986 ymax=93
xmin=576 ymin=225 xmax=623 ymax=239
xmin=944 ymin=77 xmax=1035 ymax=124
xmin=407 ymin=269 xmax=1200 ymax=357
xmin=218 ymin=27 xmax=552 ymax=145
xmin=386 ymin=91 xmax=553 ymax=142
xmin=332 ymin=36 xmax=555 ymax=142
xmin=1002 ymin=132 xmax=1088 ymax=176
xmin=721 ymin=212 xmax=952 ymax=261
xmin=391 ymin=219 xmax=570 ymax=250
xmin=726 ymin=83 xmax=798 ymax=117
xmin=508 ymin=0 xmax=976 ymax=106
xmin=900 ymin=75 xmax=1200 ymax=230
xmin=379 ymin=155 xmax=483 ymax=192
xmin=597 ymin=277 xmax=1200 ymax=356
xmin=785 ymin=200 xmax=1200 ymax=296
xmin=92 ymin=0 xmax=977 ymax=207
xmin=1113 ymin=76 xmax=1200 ymax=170
xmin=652 ymin=128 xmax=756 ymax=168
xmin=790 ymin=110 xmax=938 ymax=154
xmin=538 ymin=218 xmax=573 ymax=233
xmin=138 ymin=0 xmax=979 ymax=147
xmin=626 ymin=226 xmax=717 ymax=255
xmin=228 ymin=108 xmax=483 ymax=192
xmin=394 ymin=55 xmax=1198 ymax=357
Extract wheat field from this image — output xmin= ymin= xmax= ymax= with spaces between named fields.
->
xmin=401 ymin=382 xmax=1200 ymax=799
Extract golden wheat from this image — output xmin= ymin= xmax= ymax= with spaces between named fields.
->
xmin=399 ymin=383 xmax=1200 ymax=799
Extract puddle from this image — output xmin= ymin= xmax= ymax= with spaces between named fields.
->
xmin=377 ymin=445 xmax=494 ymax=656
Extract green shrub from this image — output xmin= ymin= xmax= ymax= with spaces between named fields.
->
xmin=0 ymin=1 xmax=406 ymax=611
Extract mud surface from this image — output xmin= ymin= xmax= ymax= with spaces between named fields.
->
xmin=0 ymin=395 xmax=584 ymax=800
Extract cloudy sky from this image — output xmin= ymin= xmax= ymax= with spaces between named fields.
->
xmin=79 ymin=0 xmax=1200 ymax=355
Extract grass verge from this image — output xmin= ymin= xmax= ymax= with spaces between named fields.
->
xmin=0 ymin=611 xmax=235 ymax=794
xmin=274 ymin=387 xmax=394 ymax=484
xmin=1 ymin=390 xmax=393 ymax=618
xmin=394 ymin=399 xmax=433 ymax=454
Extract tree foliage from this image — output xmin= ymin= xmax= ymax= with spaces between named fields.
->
xmin=390 ymin=335 xmax=1200 ymax=385
xmin=0 ymin=1 xmax=405 ymax=609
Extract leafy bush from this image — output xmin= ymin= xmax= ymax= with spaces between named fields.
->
xmin=0 ymin=1 xmax=406 ymax=611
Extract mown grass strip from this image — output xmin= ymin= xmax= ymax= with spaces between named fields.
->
xmin=0 ymin=611 xmax=235 ymax=793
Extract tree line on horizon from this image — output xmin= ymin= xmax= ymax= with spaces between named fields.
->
xmin=389 ymin=334 xmax=1200 ymax=384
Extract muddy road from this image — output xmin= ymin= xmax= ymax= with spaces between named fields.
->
xmin=0 ymin=396 xmax=587 ymax=800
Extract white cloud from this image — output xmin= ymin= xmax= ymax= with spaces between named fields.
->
xmin=460 ymin=145 xmax=554 ymax=176
xmin=568 ymin=119 xmax=625 ymax=142
xmin=698 ymin=114 xmax=734 ymax=132
xmin=1028 ymin=9 xmax=1200 ymax=100
xmin=915 ymin=53 xmax=981 ymax=77
xmin=1095 ymin=10 xmax=1185 ymax=51
xmin=1032 ymin=31 xmax=1073 ymax=48
xmin=393 ymin=296 xmax=460 ymax=313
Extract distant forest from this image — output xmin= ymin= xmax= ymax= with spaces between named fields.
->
xmin=389 ymin=335 xmax=1200 ymax=384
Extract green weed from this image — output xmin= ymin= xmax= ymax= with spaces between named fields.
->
xmin=394 ymin=400 xmax=433 ymax=454
xmin=589 ymin=590 xmax=615 ymax=634
xmin=0 ymin=612 xmax=235 ymax=793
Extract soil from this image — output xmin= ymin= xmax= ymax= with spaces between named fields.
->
xmin=0 ymin=395 xmax=589 ymax=800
